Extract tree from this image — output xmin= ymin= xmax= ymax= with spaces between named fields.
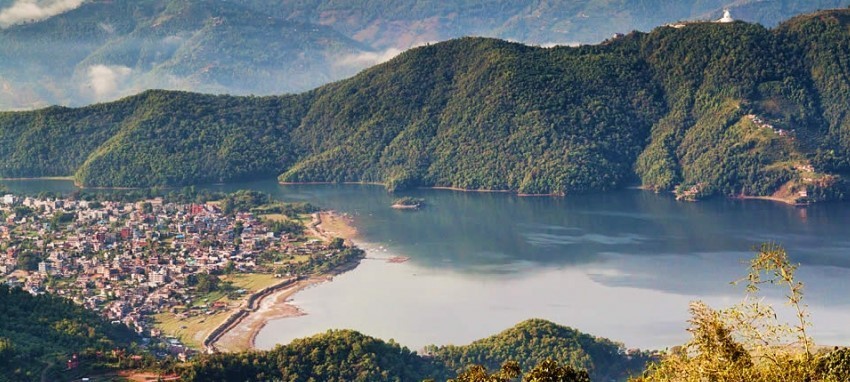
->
xmin=524 ymin=359 xmax=591 ymax=382
xmin=451 ymin=361 xmax=520 ymax=382
xmin=16 ymin=252 xmax=41 ymax=271
xmin=50 ymin=211 xmax=75 ymax=230
xmin=0 ymin=337 xmax=14 ymax=364
xmin=195 ymin=273 xmax=219 ymax=294
xmin=452 ymin=360 xmax=589 ymax=382
xmin=329 ymin=237 xmax=345 ymax=250
xmin=634 ymin=244 xmax=819 ymax=382
xmin=13 ymin=206 xmax=33 ymax=218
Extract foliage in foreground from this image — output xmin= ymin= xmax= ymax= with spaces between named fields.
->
xmin=449 ymin=359 xmax=590 ymax=382
xmin=0 ymin=284 xmax=139 ymax=381
xmin=180 ymin=318 xmax=647 ymax=381
xmin=634 ymin=244 xmax=850 ymax=382
xmin=427 ymin=319 xmax=652 ymax=381
xmin=180 ymin=329 xmax=451 ymax=382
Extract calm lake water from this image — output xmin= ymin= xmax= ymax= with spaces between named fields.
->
xmin=5 ymin=179 xmax=850 ymax=350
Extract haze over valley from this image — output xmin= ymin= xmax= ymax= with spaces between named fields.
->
xmin=1 ymin=0 xmax=850 ymax=109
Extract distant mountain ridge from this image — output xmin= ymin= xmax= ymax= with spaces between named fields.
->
xmin=3 ymin=9 xmax=850 ymax=202
xmin=0 ymin=0 xmax=369 ymax=109
xmin=1 ymin=0 xmax=850 ymax=109
xmin=236 ymin=0 xmax=850 ymax=48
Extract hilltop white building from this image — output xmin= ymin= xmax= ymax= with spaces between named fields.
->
xmin=718 ymin=9 xmax=734 ymax=23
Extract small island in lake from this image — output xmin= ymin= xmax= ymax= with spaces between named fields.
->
xmin=392 ymin=197 xmax=425 ymax=210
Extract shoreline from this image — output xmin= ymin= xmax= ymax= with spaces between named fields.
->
xmin=0 ymin=176 xmax=75 ymax=181
xmin=279 ymin=182 xmax=569 ymax=197
xmin=212 ymin=276 xmax=325 ymax=352
xmin=210 ymin=211 xmax=361 ymax=352
xmin=0 ymin=177 xmax=822 ymax=205
xmin=735 ymin=194 xmax=807 ymax=207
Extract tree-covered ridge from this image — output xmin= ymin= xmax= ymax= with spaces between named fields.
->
xmin=281 ymin=37 xmax=666 ymax=194
xmin=3 ymin=10 xmax=850 ymax=200
xmin=74 ymin=90 xmax=309 ymax=187
xmin=0 ymin=284 xmax=138 ymax=381
xmin=777 ymin=10 xmax=850 ymax=173
xmin=634 ymin=20 xmax=825 ymax=199
xmin=0 ymin=90 xmax=309 ymax=186
xmin=179 ymin=319 xmax=643 ymax=381
xmin=426 ymin=319 xmax=652 ymax=382
xmin=181 ymin=329 xmax=451 ymax=381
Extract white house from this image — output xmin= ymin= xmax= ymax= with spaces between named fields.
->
xmin=1 ymin=194 xmax=16 ymax=205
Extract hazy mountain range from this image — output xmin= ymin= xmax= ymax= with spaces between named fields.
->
xmin=0 ymin=0 xmax=849 ymax=109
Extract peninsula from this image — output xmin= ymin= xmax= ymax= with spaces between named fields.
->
xmin=0 ymin=190 xmax=364 ymax=358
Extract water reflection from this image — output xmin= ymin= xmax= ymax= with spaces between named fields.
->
xmin=5 ymin=178 xmax=850 ymax=348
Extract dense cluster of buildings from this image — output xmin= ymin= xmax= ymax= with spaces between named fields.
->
xmin=0 ymin=194 xmax=322 ymax=356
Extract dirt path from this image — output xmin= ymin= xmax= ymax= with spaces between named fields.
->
xmin=40 ymin=361 xmax=54 ymax=382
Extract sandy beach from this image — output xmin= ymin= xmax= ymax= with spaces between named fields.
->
xmin=213 ymin=276 xmax=326 ymax=352
xmin=211 ymin=211 xmax=359 ymax=352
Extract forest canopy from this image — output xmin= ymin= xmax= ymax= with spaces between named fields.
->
xmin=3 ymin=10 xmax=850 ymax=201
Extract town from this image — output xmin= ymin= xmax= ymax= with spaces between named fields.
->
xmin=0 ymin=190 xmax=361 ymax=360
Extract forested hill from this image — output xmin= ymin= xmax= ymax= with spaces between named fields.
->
xmin=0 ymin=285 xmax=139 ymax=381
xmin=178 ymin=319 xmax=647 ymax=381
xmin=4 ymin=9 xmax=850 ymax=201
xmin=425 ymin=319 xmax=653 ymax=381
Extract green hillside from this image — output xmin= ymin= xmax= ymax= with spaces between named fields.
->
xmin=280 ymin=37 xmax=665 ymax=194
xmin=3 ymin=10 xmax=850 ymax=201
xmin=180 ymin=329 xmax=451 ymax=381
xmin=0 ymin=284 xmax=138 ymax=381
xmin=179 ymin=319 xmax=643 ymax=381
xmin=425 ymin=319 xmax=652 ymax=381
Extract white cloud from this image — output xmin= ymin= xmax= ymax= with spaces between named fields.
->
xmin=333 ymin=41 xmax=436 ymax=71
xmin=333 ymin=48 xmax=406 ymax=69
xmin=86 ymin=64 xmax=132 ymax=100
xmin=540 ymin=42 xmax=582 ymax=48
xmin=0 ymin=0 xmax=84 ymax=28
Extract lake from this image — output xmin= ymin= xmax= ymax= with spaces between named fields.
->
xmin=5 ymin=178 xmax=850 ymax=351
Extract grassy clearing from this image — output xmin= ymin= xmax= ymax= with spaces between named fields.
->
xmin=153 ymin=310 xmax=230 ymax=349
xmin=153 ymin=273 xmax=281 ymax=348
xmin=224 ymin=273 xmax=281 ymax=291
xmin=259 ymin=213 xmax=289 ymax=222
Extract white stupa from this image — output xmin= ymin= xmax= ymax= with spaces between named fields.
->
xmin=718 ymin=9 xmax=734 ymax=23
